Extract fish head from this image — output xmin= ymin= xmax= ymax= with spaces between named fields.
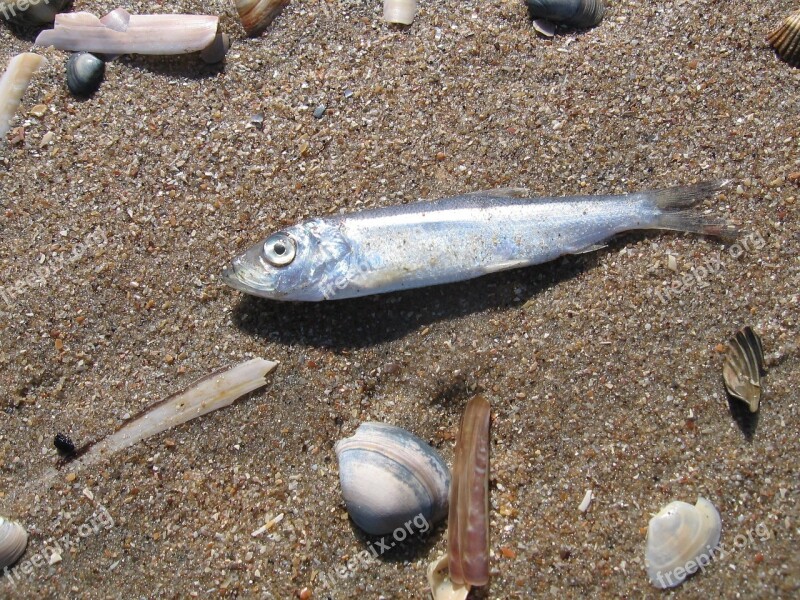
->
xmin=222 ymin=219 xmax=353 ymax=301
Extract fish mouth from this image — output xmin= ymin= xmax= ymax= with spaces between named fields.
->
xmin=221 ymin=262 xmax=260 ymax=295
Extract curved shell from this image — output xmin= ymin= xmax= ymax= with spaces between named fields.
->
xmin=525 ymin=0 xmax=605 ymax=29
xmin=66 ymin=53 xmax=105 ymax=97
xmin=723 ymin=326 xmax=764 ymax=412
xmin=234 ymin=0 xmax=290 ymax=38
xmin=767 ymin=10 xmax=800 ymax=67
xmin=335 ymin=422 xmax=450 ymax=536
xmin=645 ymin=497 xmax=721 ymax=589
xmin=427 ymin=554 xmax=470 ymax=600
xmin=383 ymin=0 xmax=417 ymax=26
xmin=0 ymin=516 xmax=28 ymax=570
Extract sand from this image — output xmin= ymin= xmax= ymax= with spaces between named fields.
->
xmin=0 ymin=0 xmax=798 ymax=598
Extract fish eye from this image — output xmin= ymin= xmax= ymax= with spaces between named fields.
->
xmin=263 ymin=233 xmax=296 ymax=267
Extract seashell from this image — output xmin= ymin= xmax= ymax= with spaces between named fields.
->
xmin=767 ymin=10 xmax=800 ymax=67
xmin=645 ymin=497 xmax=721 ymax=589
xmin=35 ymin=10 xmax=219 ymax=56
xmin=0 ymin=516 xmax=28 ymax=570
xmin=200 ymin=33 xmax=232 ymax=65
xmin=448 ymin=396 xmax=491 ymax=587
xmin=723 ymin=326 xmax=764 ymax=412
xmin=0 ymin=0 xmax=69 ymax=25
xmin=335 ymin=422 xmax=450 ymax=536
xmin=525 ymin=0 xmax=605 ymax=29
xmin=427 ymin=554 xmax=470 ymax=600
xmin=383 ymin=0 xmax=417 ymax=26
xmin=66 ymin=53 xmax=105 ymax=97
xmin=234 ymin=0 xmax=290 ymax=38
xmin=0 ymin=53 xmax=48 ymax=139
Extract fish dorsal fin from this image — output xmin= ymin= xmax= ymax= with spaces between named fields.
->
xmin=465 ymin=188 xmax=531 ymax=199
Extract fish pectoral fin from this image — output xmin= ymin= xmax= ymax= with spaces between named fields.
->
xmin=569 ymin=243 xmax=607 ymax=255
xmin=466 ymin=187 xmax=531 ymax=199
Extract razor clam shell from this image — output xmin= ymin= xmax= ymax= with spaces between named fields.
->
xmin=0 ymin=53 xmax=48 ymax=138
xmin=335 ymin=422 xmax=450 ymax=536
xmin=66 ymin=358 xmax=277 ymax=469
xmin=526 ymin=0 xmax=605 ymax=29
xmin=235 ymin=0 xmax=290 ymax=38
xmin=383 ymin=0 xmax=417 ymax=25
xmin=35 ymin=11 xmax=220 ymax=56
xmin=448 ymin=396 xmax=491 ymax=587
xmin=767 ymin=10 xmax=800 ymax=67
xmin=0 ymin=516 xmax=28 ymax=570
xmin=723 ymin=326 xmax=764 ymax=412
xmin=645 ymin=497 xmax=721 ymax=589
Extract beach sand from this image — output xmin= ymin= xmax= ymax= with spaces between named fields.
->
xmin=1 ymin=0 xmax=798 ymax=597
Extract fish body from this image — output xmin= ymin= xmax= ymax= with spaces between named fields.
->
xmin=222 ymin=181 xmax=733 ymax=301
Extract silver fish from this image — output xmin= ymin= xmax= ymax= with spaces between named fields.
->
xmin=222 ymin=181 xmax=735 ymax=301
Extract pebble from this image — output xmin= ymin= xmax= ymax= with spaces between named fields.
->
xmin=343 ymin=89 xmax=354 ymax=99
xmin=29 ymin=104 xmax=47 ymax=118
xmin=250 ymin=114 xmax=265 ymax=130
xmin=313 ymin=104 xmax=326 ymax=119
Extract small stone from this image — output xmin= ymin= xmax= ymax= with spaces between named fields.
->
xmin=164 ymin=354 xmax=175 ymax=365
xmin=666 ymin=254 xmax=678 ymax=272
xmin=250 ymin=114 xmax=264 ymax=130
xmin=54 ymin=433 xmax=75 ymax=455
xmin=343 ymin=89 xmax=354 ymax=99
xmin=49 ymin=552 xmax=62 ymax=565
xmin=164 ymin=438 xmax=176 ymax=449
xmin=298 ymin=588 xmax=312 ymax=600
xmin=29 ymin=104 xmax=47 ymax=118
xmin=65 ymin=472 xmax=77 ymax=483
xmin=9 ymin=127 xmax=24 ymax=145
xmin=788 ymin=172 xmax=800 ymax=184
xmin=40 ymin=131 xmax=54 ymax=148
xmin=313 ymin=104 xmax=326 ymax=119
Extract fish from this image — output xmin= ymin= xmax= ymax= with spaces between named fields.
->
xmin=222 ymin=180 xmax=736 ymax=301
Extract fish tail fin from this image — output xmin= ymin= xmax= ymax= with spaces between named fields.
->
xmin=645 ymin=180 xmax=739 ymax=238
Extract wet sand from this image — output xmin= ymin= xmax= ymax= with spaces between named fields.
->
xmin=1 ymin=0 xmax=798 ymax=598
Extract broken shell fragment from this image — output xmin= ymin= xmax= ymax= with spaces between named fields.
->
xmin=723 ymin=326 xmax=765 ymax=412
xmin=0 ymin=516 xmax=28 ymax=570
xmin=645 ymin=497 xmax=721 ymax=589
xmin=383 ymin=0 xmax=417 ymax=25
xmin=335 ymin=422 xmax=450 ymax=536
xmin=234 ymin=0 xmax=290 ymax=37
xmin=767 ymin=10 xmax=800 ymax=67
xmin=448 ymin=396 xmax=491 ymax=587
xmin=0 ymin=53 xmax=49 ymax=138
xmin=66 ymin=53 xmax=105 ymax=97
xmin=35 ymin=10 xmax=220 ymax=56
xmin=427 ymin=554 xmax=470 ymax=600
xmin=525 ymin=0 xmax=605 ymax=29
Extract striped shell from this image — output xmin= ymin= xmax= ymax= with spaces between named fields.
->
xmin=0 ymin=516 xmax=28 ymax=570
xmin=645 ymin=497 xmax=721 ymax=589
xmin=234 ymin=0 xmax=290 ymax=37
xmin=767 ymin=10 xmax=800 ymax=67
xmin=723 ymin=326 xmax=764 ymax=412
xmin=335 ymin=422 xmax=450 ymax=536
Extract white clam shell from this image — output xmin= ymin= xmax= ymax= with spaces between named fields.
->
xmin=427 ymin=553 xmax=470 ymax=600
xmin=0 ymin=516 xmax=28 ymax=570
xmin=335 ymin=422 xmax=450 ymax=536
xmin=645 ymin=497 xmax=721 ymax=589
xmin=383 ymin=0 xmax=416 ymax=26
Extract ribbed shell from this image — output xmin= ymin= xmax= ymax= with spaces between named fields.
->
xmin=234 ymin=0 xmax=290 ymax=38
xmin=767 ymin=10 xmax=800 ymax=67
xmin=0 ymin=516 xmax=28 ymax=570
xmin=645 ymin=497 xmax=722 ymax=589
xmin=525 ymin=0 xmax=605 ymax=28
xmin=722 ymin=326 xmax=764 ymax=412
xmin=335 ymin=422 xmax=450 ymax=535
